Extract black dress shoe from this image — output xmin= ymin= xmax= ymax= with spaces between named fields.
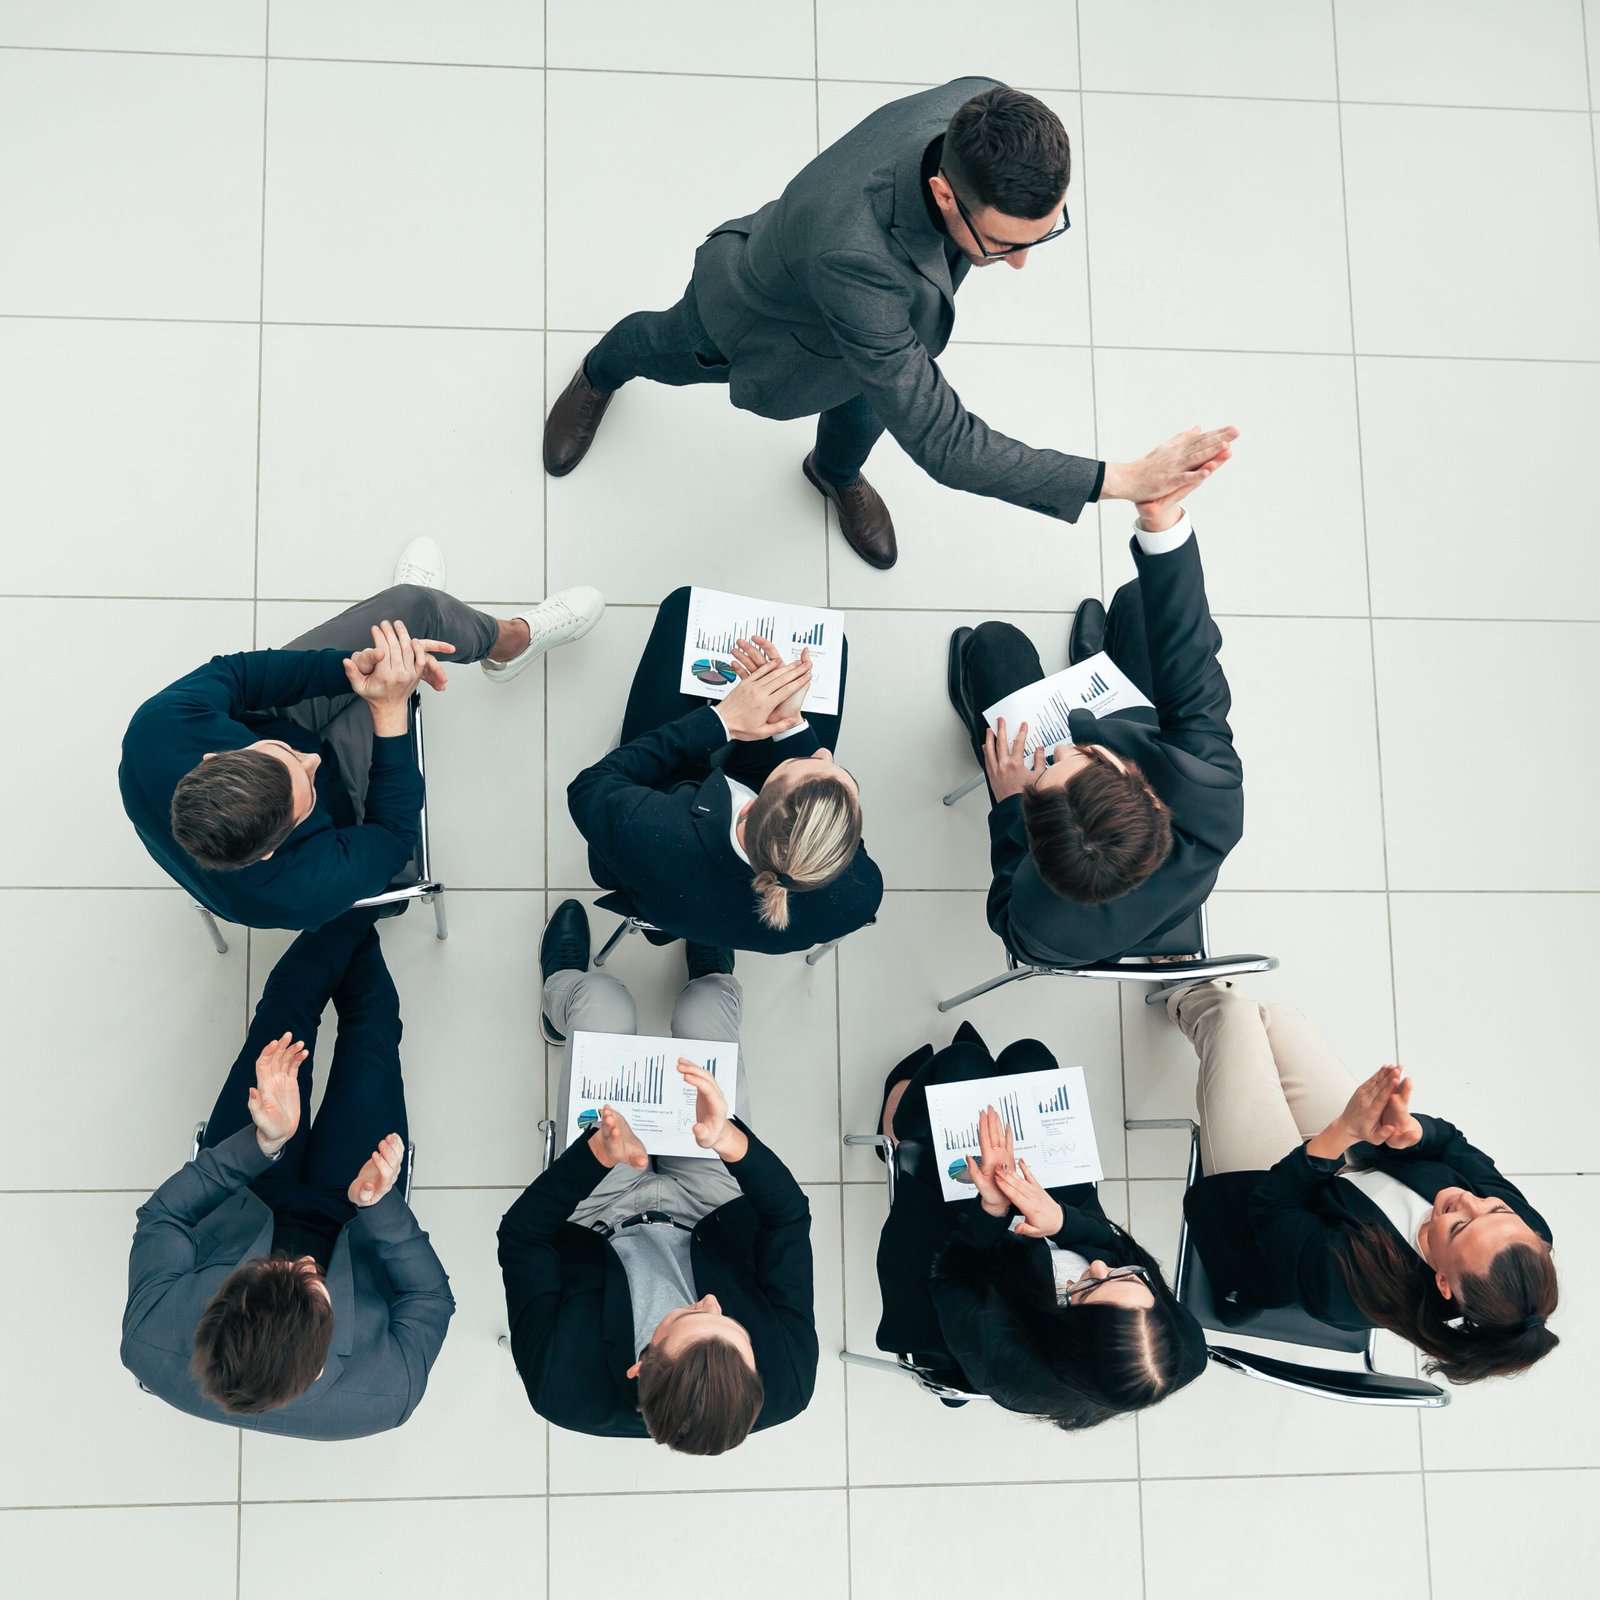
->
xmin=539 ymin=899 xmax=591 ymax=1044
xmin=1068 ymin=597 xmax=1107 ymax=665
xmin=684 ymin=941 xmax=735 ymax=981
xmin=803 ymin=451 xmax=898 ymax=569
xmin=543 ymin=357 xmax=615 ymax=477
xmin=947 ymin=627 xmax=977 ymax=727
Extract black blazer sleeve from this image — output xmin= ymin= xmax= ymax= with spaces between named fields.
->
xmin=1129 ymin=533 xmax=1241 ymax=778
xmin=721 ymin=724 xmax=822 ymax=787
xmin=496 ymin=1136 xmax=611 ymax=1399
xmin=984 ymin=798 xmax=1033 ymax=947
xmin=1246 ymin=1144 xmax=1365 ymax=1326
xmin=567 ymin=704 xmax=728 ymax=863
xmin=725 ymin=1121 xmax=818 ymax=1402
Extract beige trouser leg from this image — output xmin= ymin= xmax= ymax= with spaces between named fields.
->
xmin=1170 ymin=982 xmax=1357 ymax=1175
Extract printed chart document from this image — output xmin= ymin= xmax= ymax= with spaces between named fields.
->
xmin=564 ymin=1031 xmax=738 ymax=1159
xmin=678 ymin=586 xmax=845 ymax=716
xmin=923 ymin=1064 xmax=1104 ymax=1203
xmin=982 ymin=652 xmax=1152 ymax=760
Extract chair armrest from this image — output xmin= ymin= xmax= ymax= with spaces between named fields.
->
xmin=1208 ymin=1345 xmax=1449 ymax=1408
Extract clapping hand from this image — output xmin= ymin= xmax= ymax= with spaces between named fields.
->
xmin=714 ymin=649 xmax=813 ymax=741
xmin=1373 ymin=1068 xmax=1422 ymax=1148
xmin=343 ymin=620 xmax=453 ymax=702
xmin=993 ymin=1157 xmax=1066 ymax=1239
xmin=348 ymin=1132 xmax=405 ymax=1207
xmin=731 ymin=636 xmax=811 ymax=725
xmin=983 ymin=719 xmax=1057 ymax=803
xmin=590 ymin=1105 xmax=649 ymax=1171
xmin=248 ymin=1031 xmax=305 ymax=1154
xmin=1336 ymin=1064 xmax=1407 ymax=1147
xmin=957 ymin=1105 xmax=1016 ymax=1219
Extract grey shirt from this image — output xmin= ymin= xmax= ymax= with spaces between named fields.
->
xmin=609 ymin=1221 xmax=699 ymax=1356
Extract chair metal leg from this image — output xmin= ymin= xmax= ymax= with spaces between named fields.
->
xmin=839 ymin=1349 xmax=914 ymax=1378
xmin=497 ymin=1333 xmax=510 ymax=1352
xmin=592 ymin=917 xmax=634 ymax=968
xmin=192 ymin=903 xmax=228 ymax=955
xmin=805 ymin=937 xmax=839 ymax=967
xmin=942 ymin=772 xmax=985 ymax=807
xmin=936 ymin=962 xmax=1035 ymax=1013
xmin=539 ymin=1118 xmax=556 ymax=1174
xmin=428 ymin=889 xmax=448 ymax=941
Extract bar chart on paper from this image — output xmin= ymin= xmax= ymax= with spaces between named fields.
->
xmin=925 ymin=1064 xmax=1104 ymax=1201
xmin=565 ymin=1032 xmax=738 ymax=1159
xmin=940 ymin=1090 xmax=1027 ymax=1151
xmin=983 ymin=652 xmax=1152 ymax=759
xmin=679 ymin=586 xmax=845 ymax=715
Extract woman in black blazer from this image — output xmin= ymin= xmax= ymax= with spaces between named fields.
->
xmin=874 ymin=1021 xmax=1205 ymax=1427
xmin=567 ymin=587 xmax=882 ymax=956
xmin=1172 ymin=981 xmax=1559 ymax=1384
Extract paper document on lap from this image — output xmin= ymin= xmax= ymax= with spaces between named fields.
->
xmin=679 ymin=586 xmax=845 ymax=716
xmin=983 ymin=652 xmax=1151 ymax=760
xmin=924 ymin=1064 xmax=1104 ymax=1203
xmin=565 ymin=1031 xmax=738 ymax=1159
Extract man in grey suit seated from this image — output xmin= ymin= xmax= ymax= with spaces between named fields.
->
xmin=121 ymin=908 xmax=454 ymax=1438
xmin=544 ymin=77 xmax=1234 ymax=571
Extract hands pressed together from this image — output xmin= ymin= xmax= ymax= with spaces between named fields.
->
xmin=343 ymin=620 xmax=456 ymax=737
xmin=1309 ymin=1064 xmax=1424 ymax=1159
xmin=956 ymin=1105 xmax=1065 ymax=1237
xmin=714 ymin=634 xmax=812 ymax=741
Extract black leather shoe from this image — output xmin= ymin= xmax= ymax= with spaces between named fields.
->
xmin=947 ymin=626 xmax=976 ymax=727
xmin=543 ymin=357 xmax=615 ymax=477
xmin=1068 ymin=597 xmax=1107 ymax=665
xmin=685 ymin=941 xmax=735 ymax=981
xmin=803 ymin=451 xmax=897 ymax=569
xmin=539 ymin=899 xmax=591 ymax=1044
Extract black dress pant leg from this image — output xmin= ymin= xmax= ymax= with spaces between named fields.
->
xmin=958 ymin=623 xmax=1047 ymax=763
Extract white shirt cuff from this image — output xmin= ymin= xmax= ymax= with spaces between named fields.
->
xmin=1132 ymin=509 xmax=1193 ymax=556
xmin=772 ymin=718 xmax=810 ymax=741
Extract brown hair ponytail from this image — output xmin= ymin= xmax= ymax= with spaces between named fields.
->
xmin=1337 ymin=1221 xmax=1559 ymax=1384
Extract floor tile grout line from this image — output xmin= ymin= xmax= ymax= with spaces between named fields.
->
xmin=1584 ymin=0 xmax=1600 ymax=256
xmin=1328 ymin=0 xmax=1402 ymax=1066
xmin=10 ymin=307 xmax=1600 ymax=369
xmin=2 ymin=42 xmax=1596 ymax=116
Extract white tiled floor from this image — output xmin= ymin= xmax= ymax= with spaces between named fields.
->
xmin=2 ymin=4 xmax=1597 ymax=1598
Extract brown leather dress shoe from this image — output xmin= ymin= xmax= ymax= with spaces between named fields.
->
xmin=543 ymin=357 xmax=615 ymax=477
xmin=803 ymin=450 xmax=898 ymax=570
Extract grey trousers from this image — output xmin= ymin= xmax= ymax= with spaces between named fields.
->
xmin=543 ymin=969 xmax=747 ymax=1231
xmin=279 ymin=584 xmax=500 ymax=817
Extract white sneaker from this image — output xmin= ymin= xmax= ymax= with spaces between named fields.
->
xmin=393 ymin=537 xmax=446 ymax=591
xmin=482 ymin=585 xmax=606 ymax=684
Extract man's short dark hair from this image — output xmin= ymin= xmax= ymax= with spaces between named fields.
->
xmin=171 ymin=749 xmax=296 ymax=871
xmin=944 ymin=85 xmax=1072 ymax=221
xmin=636 ymin=1336 xmax=765 ymax=1455
xmin=1021 ymin=756 xmax=1173 ymax=905
xmin=191 ymin=1254 xmax=334 ymax=1415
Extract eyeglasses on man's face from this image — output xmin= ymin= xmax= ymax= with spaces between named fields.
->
xmin=939 ymin=169 xmax=1070 ymax=258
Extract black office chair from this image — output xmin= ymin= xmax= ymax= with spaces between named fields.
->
xmin=1125 ymin=1117 xmax=1448 ymax=1408
xmin=836 ymin=1131 xmax=993 ymax=1406
xmin=593 ymin=903 xmax=873 ymax=969
xmin=190 ymin=692 xmax=446 ymax=954
xmin=937 ymin=902 xmax=1277 ymax=1012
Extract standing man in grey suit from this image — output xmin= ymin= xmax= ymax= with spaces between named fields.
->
xmin=544 ymin=78 xmax=1235 ymax=570
xmin=121 ymin=908 xmax=454 ymax=1439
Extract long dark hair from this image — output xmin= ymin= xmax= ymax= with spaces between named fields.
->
xmin=932 ymin=1225 xmax=1206 ymax=1429
xmin=1337 ymin=1222 xmax=1558 ymax=1384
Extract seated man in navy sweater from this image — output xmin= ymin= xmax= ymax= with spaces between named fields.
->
xmin=119 ymin=544 xmax=603 ymax=930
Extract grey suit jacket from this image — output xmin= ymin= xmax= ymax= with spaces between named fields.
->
xmin=691 ymin=77 xmax=1102 ymax=523
xmin=122 ymin=1126 xmax=455 ymax=1440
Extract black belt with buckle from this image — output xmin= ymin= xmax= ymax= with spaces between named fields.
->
xmin=593 ymin=1209 xmax=694 ymax=1238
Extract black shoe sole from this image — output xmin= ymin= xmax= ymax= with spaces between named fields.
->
xmin=540 ymin=1013 xmax=566 ymax=1046
xmin=947 ymin=627 xmax=974 ymax=721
